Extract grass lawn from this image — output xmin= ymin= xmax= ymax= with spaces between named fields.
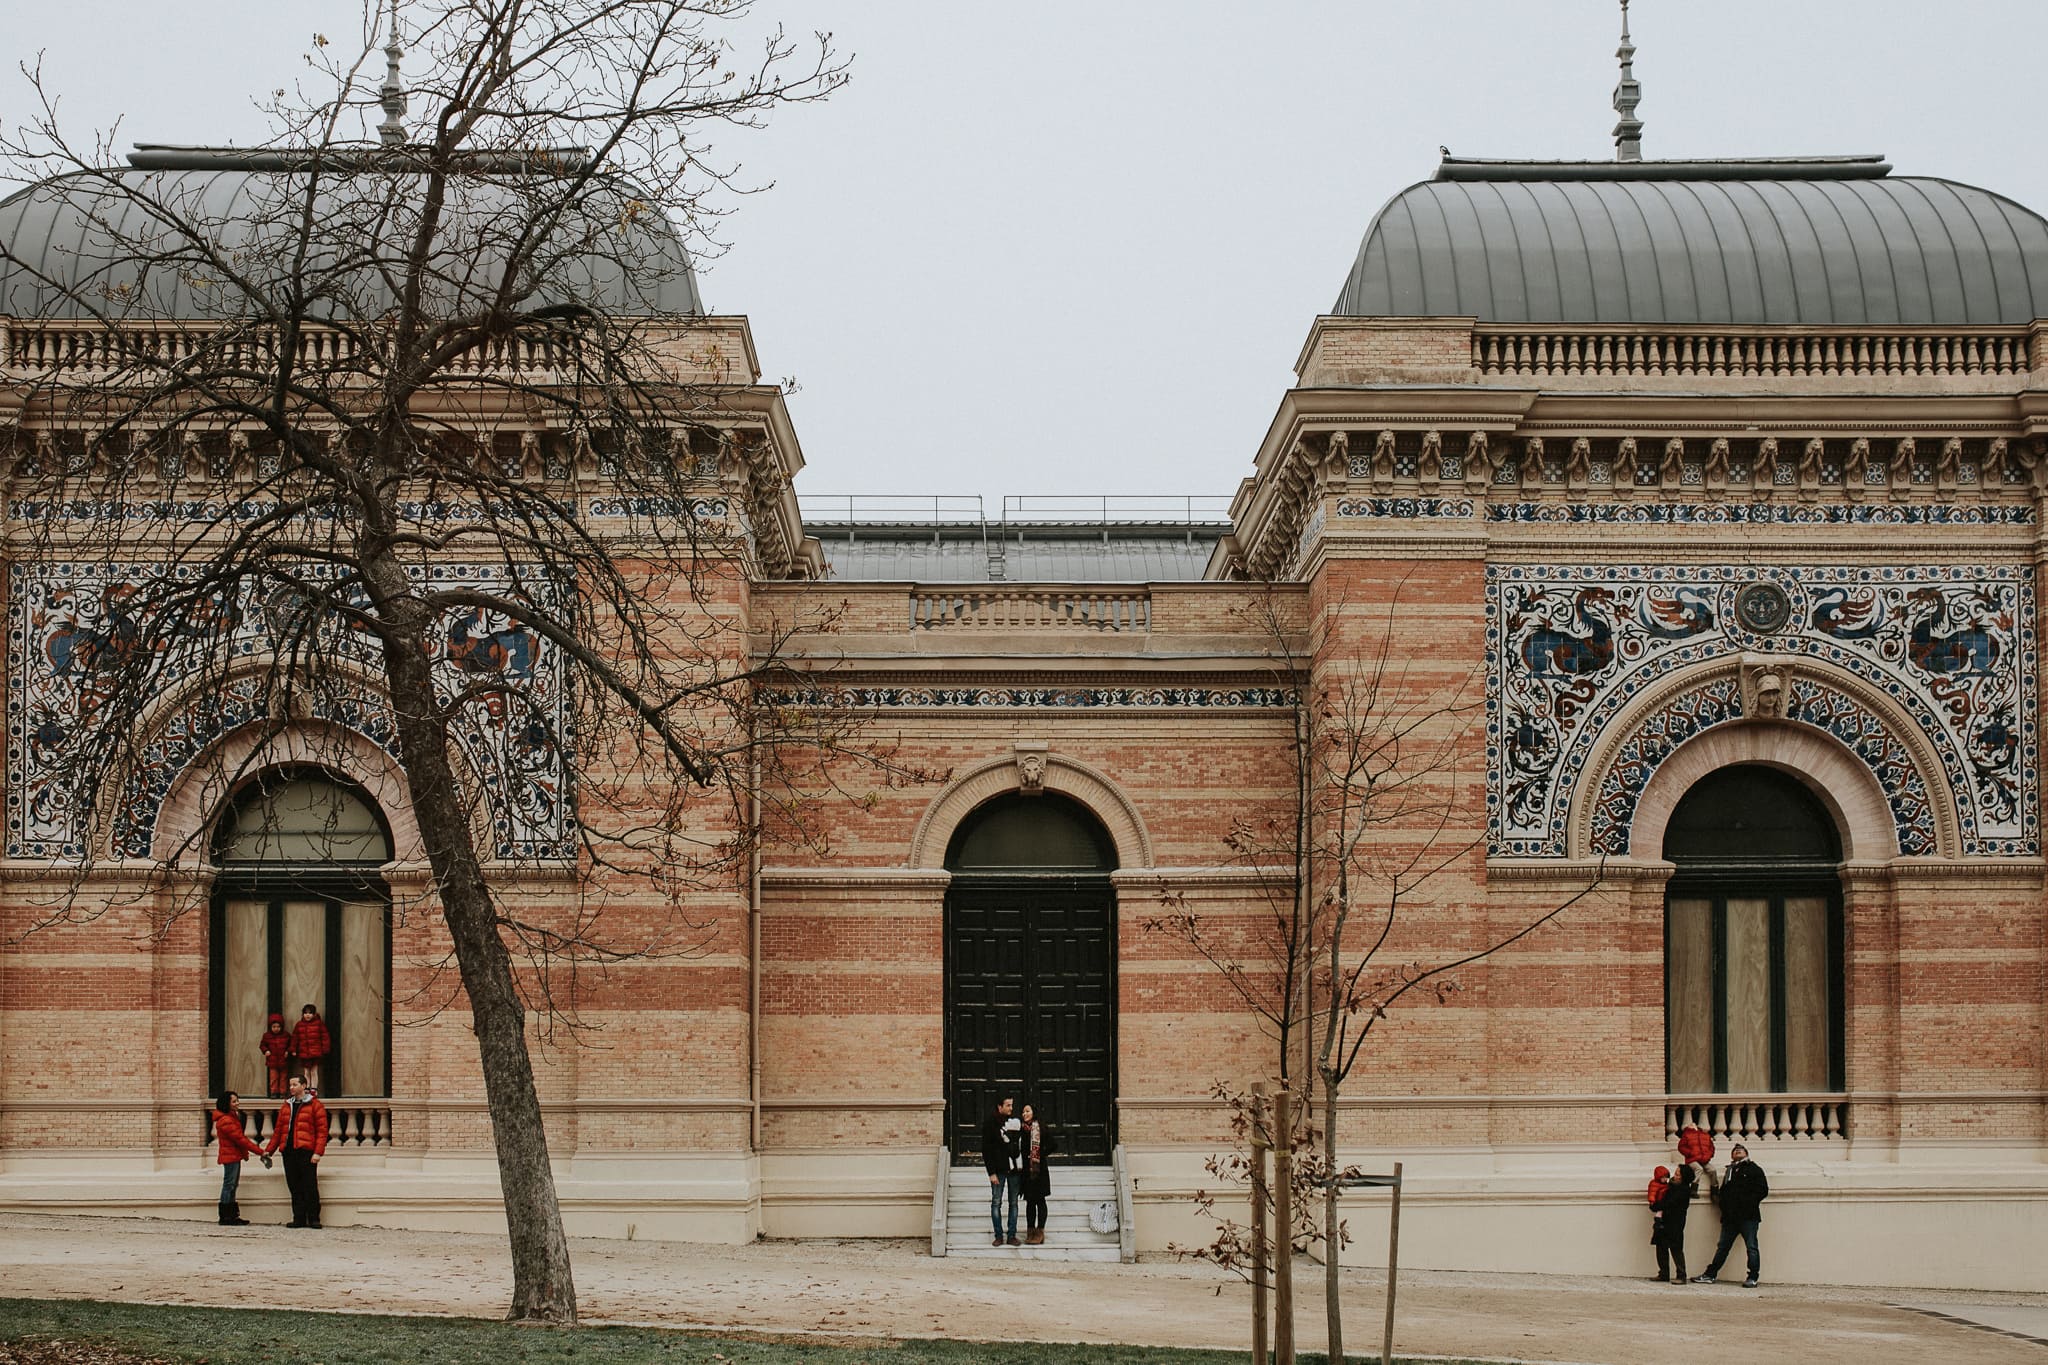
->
xmin=0 ymin=1298 xmax=1478 ymax=1365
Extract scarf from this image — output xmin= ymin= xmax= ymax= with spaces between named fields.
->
xmin=1028 ymin=1121 xmax=1041 ymax=1171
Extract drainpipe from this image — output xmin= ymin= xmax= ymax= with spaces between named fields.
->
xmin=748 ymin=739 xmax=763 ymax=1153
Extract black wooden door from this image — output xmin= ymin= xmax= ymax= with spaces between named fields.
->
xmin=947 ymin=876 xmax=1116 ymax=1163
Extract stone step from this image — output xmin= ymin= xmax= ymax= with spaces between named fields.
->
xmin=944 ymin=1243 xmax=1122 ymax=1262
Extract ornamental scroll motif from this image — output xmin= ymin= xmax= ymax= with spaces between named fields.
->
xmin=1486 ymin=564 xmax=2036 ymax=858
xmin=6 ymin=562 xmax=573 ymax=860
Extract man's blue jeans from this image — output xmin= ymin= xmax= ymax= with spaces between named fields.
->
xmin=218 ymin=1159 xmax=240 ymax=1215
xmin=1706 ymin=1218 xmax=1761 ymax=1279
xmin=988 ymin=1173 xmax=1018 ymax=1239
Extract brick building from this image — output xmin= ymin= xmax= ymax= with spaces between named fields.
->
xmin=1 ymin=126 xmax=2044 ymax=1287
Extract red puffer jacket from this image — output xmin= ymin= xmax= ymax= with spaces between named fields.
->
xmin=292 ymin=1014 xmax=331 ymax=1063
xmin=258 ymin=1016 xmax=293 ymax=1066
xmin=214 ymin=1109 xmax=262 ymax=1165
xmin=1677 ymin=1125 xmax=1714 ymax=1167
xmin=265 ymin=1096 xmax=329 ymax=1157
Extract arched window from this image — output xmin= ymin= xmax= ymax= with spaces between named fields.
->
xmin=1664 ymin=765 xmax=1843 ymax=1095
xmin=210 ymin=769 xmax=393 ymax=1100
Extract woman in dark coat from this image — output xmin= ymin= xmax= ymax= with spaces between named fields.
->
xmin=1019 ymin=1104 xmax=1056 ymax=1245
xmin=1653 ymin=1161 xmax=1697 ymax=1284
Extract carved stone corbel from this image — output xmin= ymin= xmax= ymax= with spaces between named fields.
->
xmin=1889 ymin=437 xmax=1916 ymax=502
xmin=1522 ymin=437 xmax=1546 ymax=493
xmin=1660 ymin=437 xmax=1686 ymax=491
xmin=1739 ymin=655 xmax=1795 ymax=720
xmin=1800 ymin=437 xmax=1825 ymax=500
xmin=1371 ymin=429 xmax=1396 ymax=489
xmin=1705 ymin=437 xmax=1731 ymax=490
xmin=1843 ymin=438 xmax=1871 ymax=502
xmin=1936 ymin=436 xmax=1963 ymax=494
xmin=1014 ymin=741 xmax=1049 ymax=795
xmin=1567 ymin=436 xmax=1592 ymax=490
xmin=1419 ymin=429 xmax=1443 ymax=486
xmin=1615 ymin=436 xmax=1639 ymax=500
xmin=1754 ymin=437 xmax=1779 ymax=500
xmin=1320 ymin=431 xmax=1350 ymax=491
xmin=1985 ymin=437 xmax=2012 ymax=493
xmin=1464 ymin=431 xmax=1492 ymax=493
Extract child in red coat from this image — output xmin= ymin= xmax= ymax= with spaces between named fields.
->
xmin=258 ymin=1014 xmax=292 ymax=1098
xmin=1647 ymin=1163 xmax=1671 ymax=1210
xmin=291 ymin=1004 xmax=331 ymax=1088
xmin=1677 ymin=1123 xmax=1714 ymax=1169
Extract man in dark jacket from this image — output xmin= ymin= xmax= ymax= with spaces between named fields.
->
xmin=981 ymin=1096 xmax=1021 ymax=1247
xmin=1693 ymin=1143 xmax=1769 ymax=1287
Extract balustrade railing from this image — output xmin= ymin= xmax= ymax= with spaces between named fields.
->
xmin=910 ymin=588 xmax=1150 ymax=631
xmin=1476 ymin=327 xmax=2033 ymax=381
xmin=206 ymin=1101 xmax=394 ymax=1149
xmin=1664 ymin=1094 xmax=1846 ymax=1144
xmin=4 ymin=321 xmax=597 ymax=379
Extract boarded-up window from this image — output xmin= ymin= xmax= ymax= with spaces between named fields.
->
xmin=1662 ymin=765 xmax=1843 ymax=1094
xmin=210 ymin=771 xmax=392 ymax=1099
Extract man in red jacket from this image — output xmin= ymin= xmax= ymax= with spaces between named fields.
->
xmin=265 ymin=1075 xmax=329 ymax=1229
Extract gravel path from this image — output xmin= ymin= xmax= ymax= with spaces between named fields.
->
xmin=0 ymin=1214 xmax=2042 ymax=1364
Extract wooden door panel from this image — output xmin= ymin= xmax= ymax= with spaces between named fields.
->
xmin=949 ymin=878 xmax=1116 ymax=1163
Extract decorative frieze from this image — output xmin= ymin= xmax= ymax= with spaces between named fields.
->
xmin=1487 ymin=564 xmax=2037 ymax=859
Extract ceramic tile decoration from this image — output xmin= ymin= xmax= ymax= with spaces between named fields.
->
xmin=1486 ymin=564 xmax=2037 ymax=858
xmin=6 ymin=561 xmax=572 ymax=860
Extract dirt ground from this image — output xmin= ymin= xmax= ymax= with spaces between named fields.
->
xmin=0 ymin=1214 xmax=2042 ymax=1364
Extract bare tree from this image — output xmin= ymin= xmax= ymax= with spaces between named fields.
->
xmin=0 ymin=0 xmax=868 ymax=1324
xmin=1155 ymin=582 xmax=1601 ymax=1362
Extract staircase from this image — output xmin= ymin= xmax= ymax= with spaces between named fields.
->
xmin=940 ymin=1162 xmax=1123 ymax=1260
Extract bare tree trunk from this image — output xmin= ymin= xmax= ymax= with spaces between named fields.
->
xmin=378 ymin=575 xmax=576 ymax=1323
xmin=1323 ymin=1078 xmax=1342 ymax=1364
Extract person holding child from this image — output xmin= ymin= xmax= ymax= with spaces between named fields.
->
xmin=1651 ymin=1161 xmax=1696 ymax=1284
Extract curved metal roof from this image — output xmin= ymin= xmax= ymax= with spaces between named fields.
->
xmin=1334 ymin=163 xmax=2048 ymax=325
xmin=0 ymin=165 xmax=701 ymax=320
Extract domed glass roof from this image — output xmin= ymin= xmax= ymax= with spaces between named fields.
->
xmin=0 ymin=153 xmax=702 ymax=320
xmin=1334 ymin=158 xmax=2048 ymax=326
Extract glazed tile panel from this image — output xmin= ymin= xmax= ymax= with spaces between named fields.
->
xmin=6 ymin=561 xmax=572 ymax=860
xmin=1486 ymin=565 xmax=2037 ymax=858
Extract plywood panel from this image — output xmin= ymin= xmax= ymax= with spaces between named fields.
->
xmin=1666 ymin=898 xmax=1714 ymax=1093
xmin=281 ymin=902 xmax=327 ymax=1019
xmin=339 ymin=902 xmax=386 ymax=1097
xmin=1783 ymin=895 xmax=1830 ymax=1091
xmin=223 ymin=900 xmax=269 ymax=1097
xmin=1724 ymin=898 xmax=1771 ymax=1092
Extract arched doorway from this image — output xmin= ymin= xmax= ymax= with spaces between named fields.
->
xmin=208 ymin=768 xmax=394 ymax=1100
xmin=1663 ymin=764 xmax=1844 ymax=1095
xmin=945 ymin=792 xmax=1117 ymax=1162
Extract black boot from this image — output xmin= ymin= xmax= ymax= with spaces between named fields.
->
xmin=227 ymin=1200 xmax=250 ymax=1226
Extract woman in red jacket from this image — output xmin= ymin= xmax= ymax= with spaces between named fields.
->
xmin=212 ymin=1090 xmax=263 ymax=1226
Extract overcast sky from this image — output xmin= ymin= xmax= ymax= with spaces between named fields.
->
xmin=9 ymin=2 xmax=2048 ymax=515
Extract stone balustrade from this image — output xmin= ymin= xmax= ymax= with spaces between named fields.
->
xmin=910 ymin=588 xmax=1151 ymax=632
xmin=206 ymin=1100 xmax=394 ymax=1149
xmin=1664 ymin=1094 xmax=1847 ymax=1144
xmin=1475 ymin=325 xmax=2033 ymax=381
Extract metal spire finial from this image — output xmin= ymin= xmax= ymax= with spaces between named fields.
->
xmin=1612 ymin=0 xmax=1645 ymax=162
xmin=377 ymin=3 xmax=408 ymax=148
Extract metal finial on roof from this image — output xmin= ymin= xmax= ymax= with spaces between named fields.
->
xmin=377 ymin=6 xmax=408 ymax=148
xmin=1612 ymin=0 xmax=1645 ymax=162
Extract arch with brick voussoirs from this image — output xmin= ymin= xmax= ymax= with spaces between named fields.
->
xmin=1569 ymin=656 xmax=1959 ymax=863
xmin=131 ymin=656 xmax=430 ymax=866
xmin=914 ymin=746 xmax=1144 ymax=1169
xmin=907 ymin=746 xmax=1154 ymax=871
